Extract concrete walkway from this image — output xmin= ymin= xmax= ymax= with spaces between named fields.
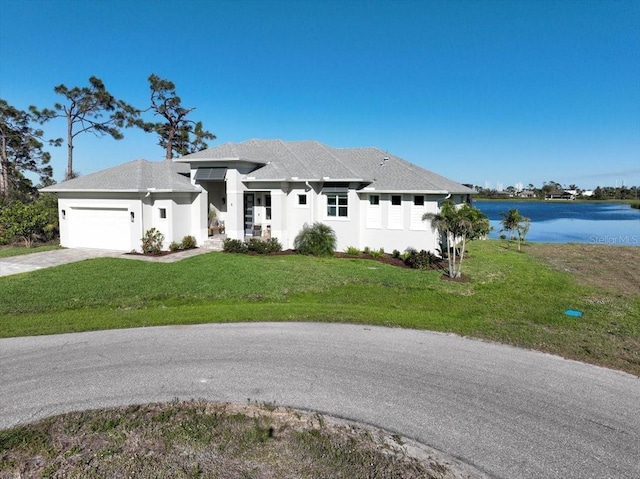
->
xmin=0 ymin=247 xmax=212 ymax=277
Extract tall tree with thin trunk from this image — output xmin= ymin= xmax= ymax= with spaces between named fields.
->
xmin=34 ymin=76 xmax=137 ymax=180
xmin=0 ymin=99 xmax=60 ymax=200
xmin=137 ymin=74 xmax=216 ymax=159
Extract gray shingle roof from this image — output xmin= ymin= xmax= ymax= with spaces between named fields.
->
xmin=181 ymin=139 xmax=474 ymax=194
xmin=41 ymin=159 xmax=197 ymax=193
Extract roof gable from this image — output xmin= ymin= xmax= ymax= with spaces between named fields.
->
xmin=181 ymin=139 xmax=474 ymax=193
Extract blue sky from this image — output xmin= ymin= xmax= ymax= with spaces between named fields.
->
xmin=1 ymin=0 xmax=639 ymax=190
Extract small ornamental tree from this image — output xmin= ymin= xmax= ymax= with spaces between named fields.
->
xmin=500 ymin=208 xmax=530 ymax=251
xmin=141 ymin=228 xmax=164 ymax=254
xmin=423 ymin=201 xmax=490 ymax=278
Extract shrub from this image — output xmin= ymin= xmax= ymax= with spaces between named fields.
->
xmin=263 ymin=237 xmax=282 ymax=253
xmin=141 ymin=228 xmax=164 ymax=254
xmin=363 ymin=246 xmax=371 ymax=254
xmin=246 ymin=237 xmax=268 ymax=254
xmin=403 ymin=249 xmax=436 ymax=270
xmin=370 ymin=248 xmax=384 ymax=258
xmin=294 ymin=222 xmax=336 ymax=257
xmin=223 ymin=238 xmax=247 ymax=253
xmin=223 ymin=237 xmax=282 ymax=254
xmin=345 ymin=246 xmax=360 ymax=255
xmin=169 ymin=241 xmax=181 ymax=251
xmin=181 ymin=235 xmax=197 ymax=249
xmin=392 ymin=249 xmax=401 ymax=259
xmin=0 ymin=201 xmax=55 ymax=248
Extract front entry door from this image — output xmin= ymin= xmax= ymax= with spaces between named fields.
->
xmin=244 ymin=193 xmax=254 ymax=235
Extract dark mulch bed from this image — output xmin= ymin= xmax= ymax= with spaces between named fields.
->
xmin=126 ymin=248 xmax=199 ymax=257
xmin=132 ymin=246 xmax=466 ymax=278
xmin=334 ymin=252 xmax=411 ymax=268
xmin=269 ymin=249 xmax=412 ymax=269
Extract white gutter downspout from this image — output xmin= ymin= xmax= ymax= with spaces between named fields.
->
xmin=305 ymin=181 xmax=314 ymax=223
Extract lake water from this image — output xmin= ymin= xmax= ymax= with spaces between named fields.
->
xmin=474 ymin=200 xmax=640 ymax=246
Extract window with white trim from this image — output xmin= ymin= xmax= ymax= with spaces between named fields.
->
xmin=298 ymin=194 xmax=307 ymax=205
xmin=414 ymin=195 xmax=424 ymax=206
xmin=265 ymin=194 xmax=271 ymax=220
xmin=327 ymin=193 xmax=348 ymax=217
xmin=159 ymin=208 xmax=167 ymax=219
xmin=388 ymin=195 xmax=403 ymax=229
xmin=366 ymin=194 xmax=381 ymax=228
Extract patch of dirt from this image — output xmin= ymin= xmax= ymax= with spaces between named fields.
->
xmin=440 ymin=274 xmax=471 ymax=282
xmin=0 ymin=402 xmax=486 ymax=479
xmin=528 ymin=243 xmax=640 ymax=297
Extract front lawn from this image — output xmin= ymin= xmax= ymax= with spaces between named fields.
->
xmin=1 ymin=241 xmax=638 ymax=375
xmin=0 ymin=244 xmax=62 ymax=258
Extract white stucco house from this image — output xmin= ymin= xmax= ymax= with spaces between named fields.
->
xmin=41 ymin=139 xmax=474 ymax=253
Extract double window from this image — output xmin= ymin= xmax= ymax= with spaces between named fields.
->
xmin=327 ymin=193 xmax=348 ymax=217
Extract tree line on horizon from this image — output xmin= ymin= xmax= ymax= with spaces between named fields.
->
xmin=473 ymin=181 xmax=639 ymax=201
xmin=0 ymin=74 xmax=216 ymax=203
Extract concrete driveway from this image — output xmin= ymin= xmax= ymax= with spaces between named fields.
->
xmin=0 ymin=247 xmax=210 ymax=277
xmin=2 ymin=323 xmax=639 ymax=479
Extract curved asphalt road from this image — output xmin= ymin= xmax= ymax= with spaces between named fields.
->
xmin=1 ymin=323 xmax=638 ymax=478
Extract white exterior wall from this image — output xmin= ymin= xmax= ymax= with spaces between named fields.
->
xmin=56 ymin=194 xmax=144 ymax=252
xmin=220 ymin=168 xmax=245 ymax=241
xmin=148 ymin=193 xmax=196 ymax=248
xmin=193 ymin=188 xmax=208 ymax=247
xmin=284 ymin=183 xmax=316 ymax=249
xmin=56 ymin=191 xmax=201 ymax=252
xmin=357 ymin=193 xmax=441 ymax=254
xmin=184 ymin=164 xmax=468 ymax=255
xmin=240 ymin=184 xmax=446 ymax=254
xmin=320 ymin=188 xmax=361 ymax=252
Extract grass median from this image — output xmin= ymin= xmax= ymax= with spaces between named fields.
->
xmin=1 ymin=240 xmax=638 ymax=375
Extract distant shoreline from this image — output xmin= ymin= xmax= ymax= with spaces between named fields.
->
xmin=474 ymin=197 xmax=640 ymax=206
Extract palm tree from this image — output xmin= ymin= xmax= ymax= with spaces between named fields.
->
xmin=423 ymin=202 xmax=458 ymax=277
xmin=423 ymin=201 xmax=489 ymax=278
xmin=500 ymin=208 xmax=530 ymax=251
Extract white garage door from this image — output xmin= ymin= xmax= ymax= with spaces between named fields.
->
xmin=68 ymin=207 xmax=131 ymax=251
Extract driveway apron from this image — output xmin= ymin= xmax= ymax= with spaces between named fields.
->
xmin=0 ymin=249 xmax=123 ymax=277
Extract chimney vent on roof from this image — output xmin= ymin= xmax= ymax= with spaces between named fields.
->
xmin=380 ymin=156 xmax=389 ymax=166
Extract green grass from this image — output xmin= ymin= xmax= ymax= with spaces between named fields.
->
xmin=1 ymin=241 xmax=638 ymax=374
xmin=0 ymin=244 xmax=62 ymax=258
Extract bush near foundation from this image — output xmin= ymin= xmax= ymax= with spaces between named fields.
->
xmin=294 ymin=223 xmax=336 ymax=257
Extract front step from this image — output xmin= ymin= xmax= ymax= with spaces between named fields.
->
xmin=202 ymin=235 xmax=226 ymax=251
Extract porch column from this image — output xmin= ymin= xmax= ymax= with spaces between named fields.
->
xmin=225 ymin=169 xmax=245 ymax=241
xmin=271 ymin=184 xmax=289 ymax=248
